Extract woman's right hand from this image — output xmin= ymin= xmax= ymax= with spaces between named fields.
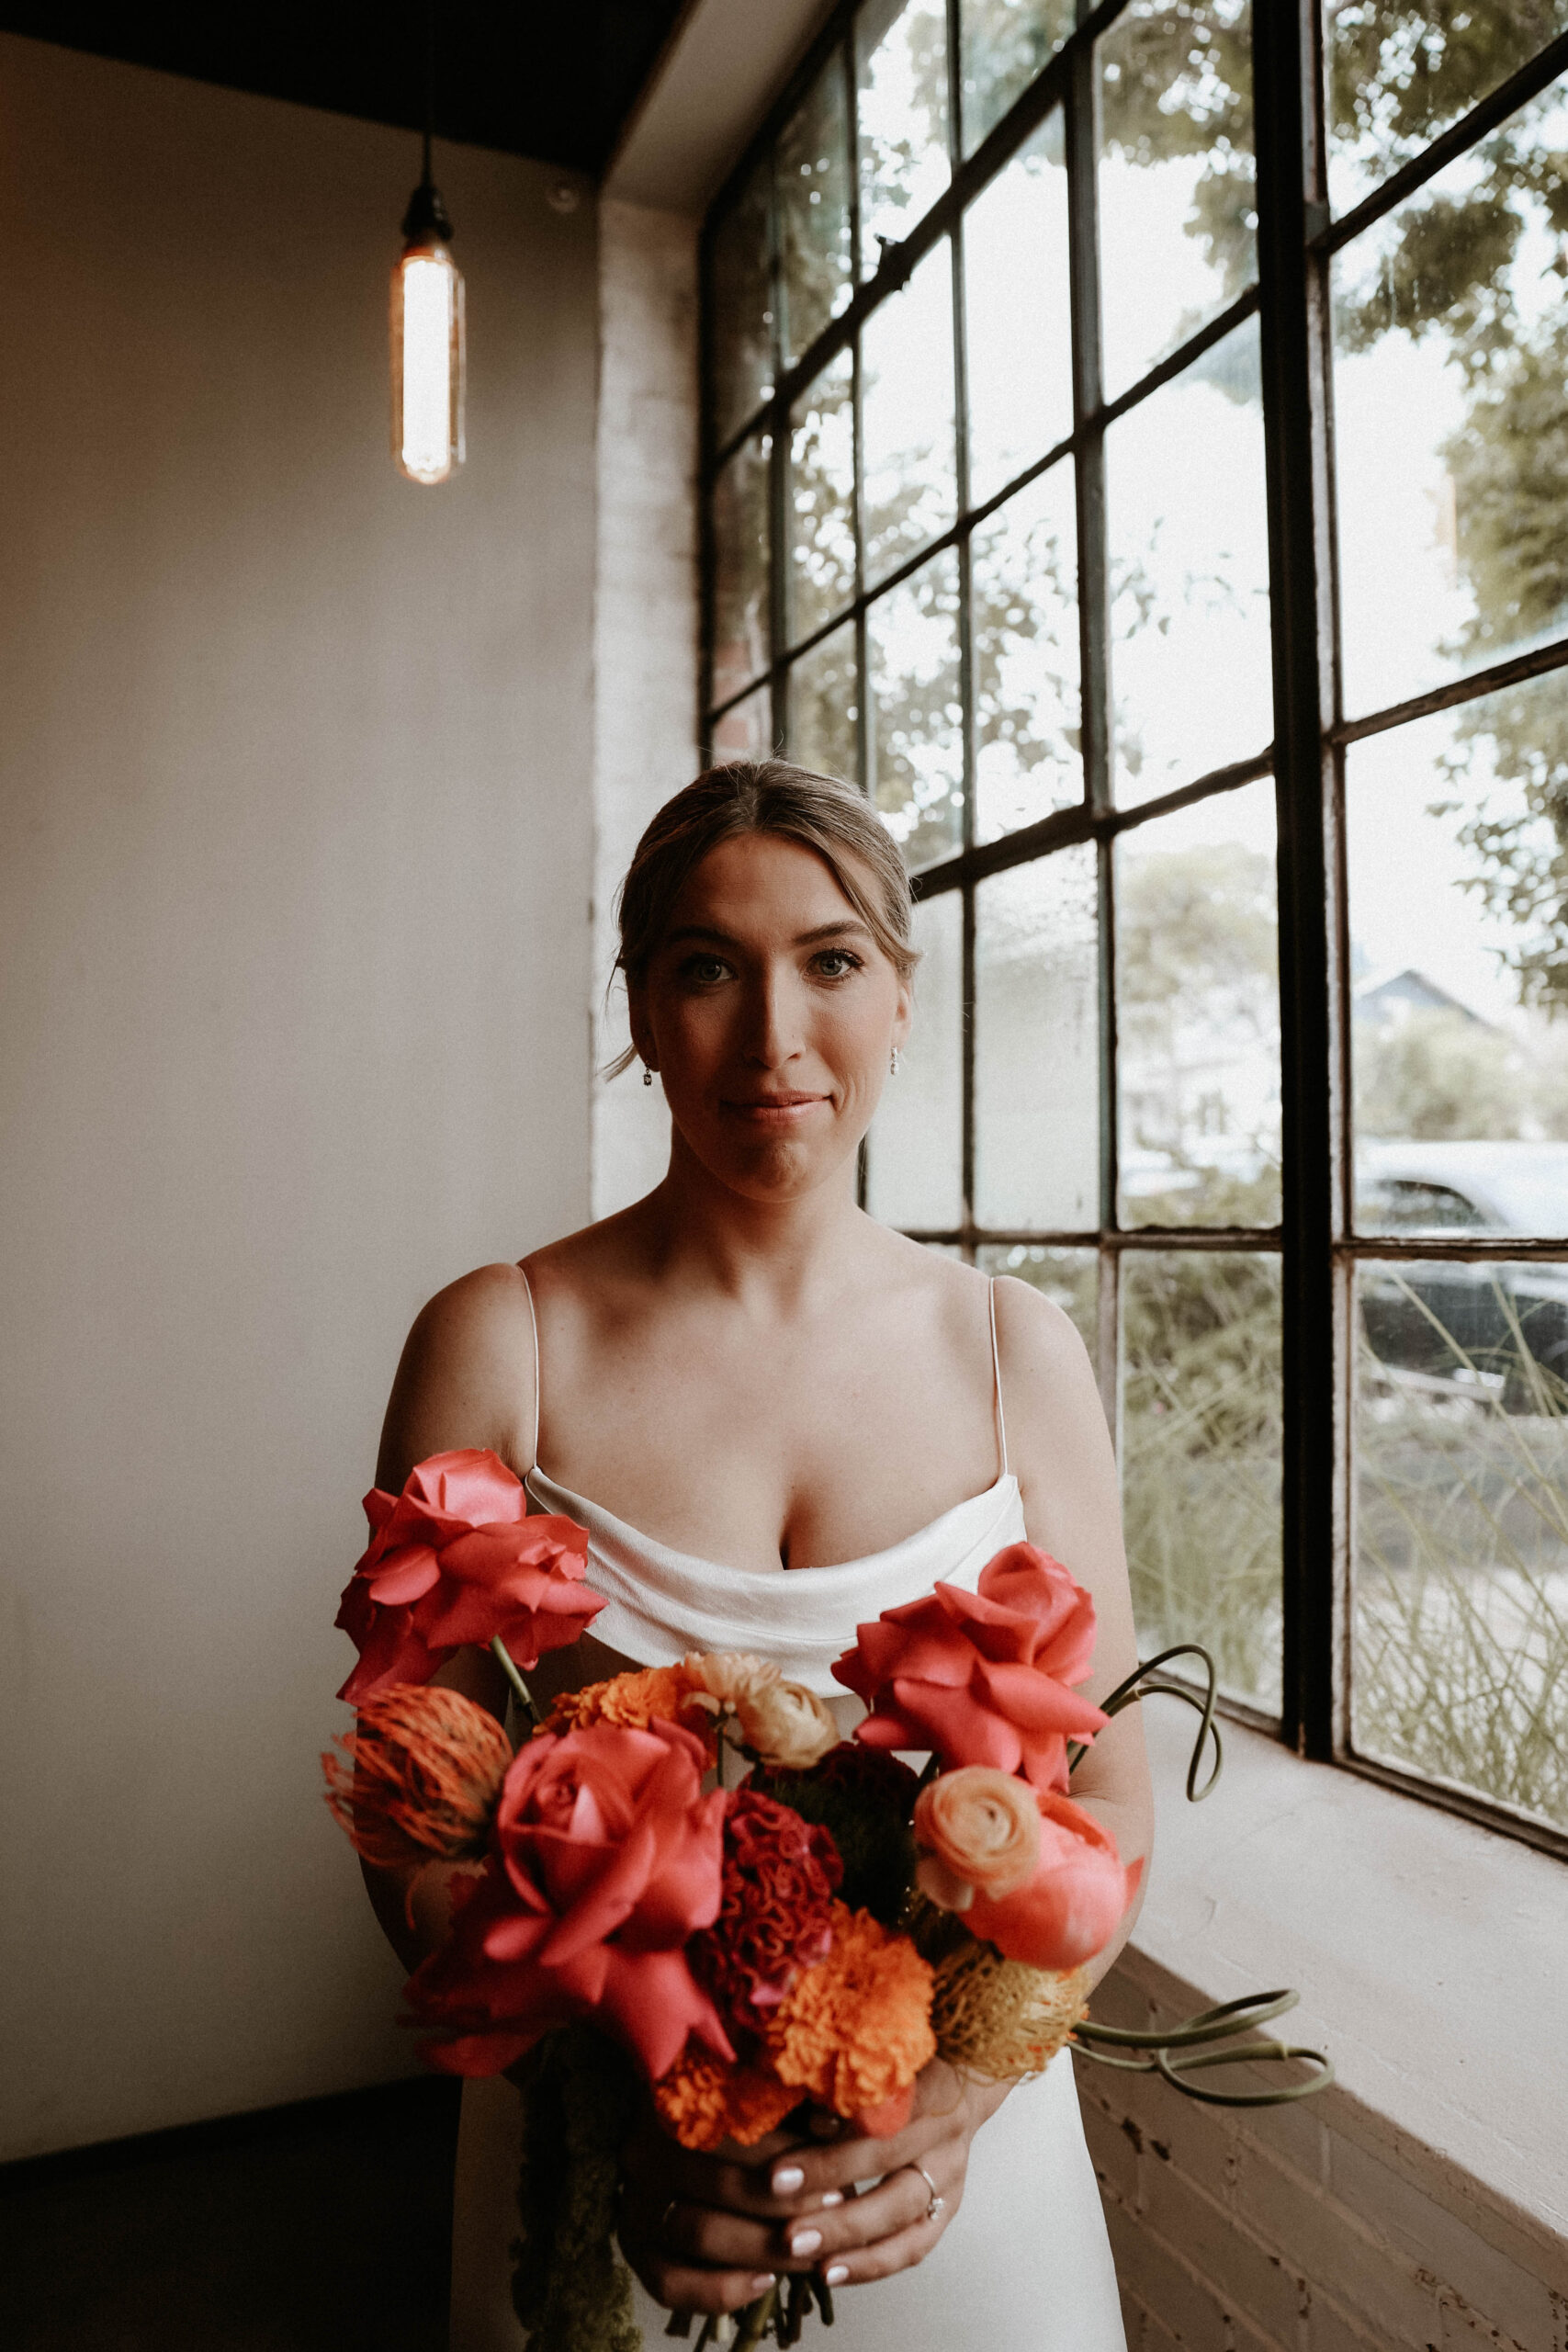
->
xmin=616 ymin=2099 xmax=845 ymax=2318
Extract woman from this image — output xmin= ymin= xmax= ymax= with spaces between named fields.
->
xmin=363 ymin=761 xmax=1152 ymax=2349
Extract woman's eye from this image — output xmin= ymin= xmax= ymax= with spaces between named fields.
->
xmin=680 ymin=955 xmax=730 ymax=987
xmin=813 ymin=949 xmax=863 ymax=979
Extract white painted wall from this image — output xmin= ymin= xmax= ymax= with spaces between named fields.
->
xmin=0 ymin=34 xmax=598 ymax=2159
xmin=590 ymin=197 xmax=699 ymax=1219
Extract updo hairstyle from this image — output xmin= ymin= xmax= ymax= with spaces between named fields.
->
xmin=608 ymin=760 xmax=918 ymax=1076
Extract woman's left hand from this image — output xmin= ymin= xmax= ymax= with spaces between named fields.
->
xmin=764 ymin=2059 xmax=1010 ymax=2288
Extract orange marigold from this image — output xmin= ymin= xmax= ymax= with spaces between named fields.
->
xmin=653 ymin=2045 xmax=802 ymax=2151
xmin=544 ymin=1664 xmax=716 ymax=1759
xmin=763 ymin=1903 xmax=935 ymax=2120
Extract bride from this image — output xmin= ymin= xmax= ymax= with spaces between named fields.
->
xmin=360 ymin=759 xmax=1152 ymax=2350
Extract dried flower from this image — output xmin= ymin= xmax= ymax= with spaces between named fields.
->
xmin=321 ymin=1684 xmax=512 ymax=1868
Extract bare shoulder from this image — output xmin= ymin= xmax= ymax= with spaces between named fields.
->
xmin=988 ymin=1272 xmax=1116 ymax=1484
xmin=375 ymin=1261 xmax=538 ymax=1489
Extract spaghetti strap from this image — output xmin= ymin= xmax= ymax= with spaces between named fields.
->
xmin=518 ymin=1264 xmax=542 ymax=1474
xmin=987 ymin=1278 xmax=1010 ymax=1478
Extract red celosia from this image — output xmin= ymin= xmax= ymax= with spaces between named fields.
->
xmin=335 ymin=1448 xmax=604 ymax=1702
xmin=690 ymin=1790 xmax=843 ymax=2042
xmin=322 ymin=1684 xmax=512 ymax=1869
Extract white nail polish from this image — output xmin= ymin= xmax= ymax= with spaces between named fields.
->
xmin=825 ymin=2264 xmax=850 ymax=2287
xmin=820 ymin=2190 xmax=844 ymax=2210
xmin=772 ymin=2165 xmax=805 ymax=2194
xmin=790 ymin=2229 xmax=823 ymax=2258
xmin=750 ymin=2273 xmax=777 ymax=2293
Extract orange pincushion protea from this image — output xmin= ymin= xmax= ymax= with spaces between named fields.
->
xmin=763 ymin=1902 xmax=935 ymax=2122
xmin=322 ymin=1685 xmax=511 ymax=1868
xmin=653 ymin=2046 xmax=803 ymax=2151
xmin=546 ymin=1664 xmax=718 ymax=1761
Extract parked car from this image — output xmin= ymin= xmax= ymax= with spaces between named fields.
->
xmin=1355 ymin=1142 xmax=1568 ymax=1410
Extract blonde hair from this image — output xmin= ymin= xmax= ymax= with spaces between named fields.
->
xmin=608 ymin=760 xmax=917 ymax=1077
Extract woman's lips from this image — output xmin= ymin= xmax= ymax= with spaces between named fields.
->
xmin=721 ymin=1092 xmax=830 ymax=1123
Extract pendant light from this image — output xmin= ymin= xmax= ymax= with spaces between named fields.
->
xmin=390 ymin=11 xmax=465 ymax=486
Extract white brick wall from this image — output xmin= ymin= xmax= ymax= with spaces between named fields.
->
xmin=1080 ymin=1948 xmax=1568 ymax=2352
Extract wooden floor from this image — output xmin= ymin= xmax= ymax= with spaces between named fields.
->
xmin=0 ymin=2077 xmax=461 ymax=2351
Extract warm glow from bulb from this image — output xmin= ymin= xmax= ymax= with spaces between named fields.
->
xmin=390 ymin=242 xmax=465 ymax=486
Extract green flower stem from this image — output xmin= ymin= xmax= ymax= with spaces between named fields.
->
xmin=489 ymin=1634 xmax=542 ymax=1729
xmin=733 ymin=2281 xmax=779 ymax=2350
xmin=1075 ymin=1988 xmax=1335 ymax=2107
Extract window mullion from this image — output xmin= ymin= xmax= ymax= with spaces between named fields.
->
xmin=1255 ymin=0 xmax=1339 ymax=1762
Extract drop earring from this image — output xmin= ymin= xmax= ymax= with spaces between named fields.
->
xmin=642 ymin=1065 xmax=654 ymax=1086
xmin=890 ymin=1046 xmax=902 ymax=1076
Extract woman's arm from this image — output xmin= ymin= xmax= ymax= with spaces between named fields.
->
xmin=993 ymin=1273 xmax=1155 ymax=1984
xmin=356 ymin=1262 xmax=538 ymax=1968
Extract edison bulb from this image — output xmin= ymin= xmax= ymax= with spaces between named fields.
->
xmin=390 ymin=236 xmax=465 ymax=486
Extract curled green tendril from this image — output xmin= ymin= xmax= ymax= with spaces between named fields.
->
xmin=1076 ymin=1989 xmax=1335 ymax=2107
xmin=1069 ymin=1642 xmax=1223 ymax=1802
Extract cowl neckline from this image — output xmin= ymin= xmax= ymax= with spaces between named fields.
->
xmin=525 ymin=1464 xmax=1028 ymax=1697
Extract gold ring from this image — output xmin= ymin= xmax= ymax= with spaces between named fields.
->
xmin=909 ymin=2161 xmax=943 ymax=2224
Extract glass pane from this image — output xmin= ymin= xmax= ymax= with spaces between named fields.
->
xmin=971 ymin=459 xmax=1081 ymax=840
xmin=857 ymin=0 xmax=952 ymax=273
xmin=959 ymin=0 xmax=1075 ymax=155
xmin=1098 ymin=0 xmax=1256 ymax=403
xmin=787 ymin=348 xmax=855 ymax=650
xmin=975 ymin=845 xmax=1100 ymax=1227
xmin=862 ymin=239 xmax=958 ymax=585
xmin=1116 ymin=780 xmax=1281 ymax=1227
xmin=1347 ymin=671 xmax=1568 ymax=1238
xmin=1332 ymin=74 xmax=1568 ymax=721
xmin=977 ymin=1242 xmax=1099 ymax=1359
xmin=963 ymin=108 xmax=1073 ymax=507
xmin=711 ymin=683 xmax=773 ymax=761
xmin=867 ymin=549 xmax=964 ymax=873
xmin=1353 ymin=1261 xmax=1568 ymax=1830
xmin=710 ymin=155 xmax=774 ymax=447
xmin=778 ymin=50 xmax=853 ymax=370
xmin=1122 ymin=1249 xmax=1282 ymax=1713
xmin=711 ymin=433 xmax=772 ymax=709
xmin=1326 ymin=3 xmax=1568 ymax=220
xmin=867 ymin=890 xmax=964 ymax=1228
xmin=785 ymin=616 xmax=859 ymax=782
xmin=1107 ymin=315 xmax=1271 ymax=804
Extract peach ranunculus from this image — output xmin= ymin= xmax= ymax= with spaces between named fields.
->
xmin=961 ymin=1791 xmax=1141 ymax=1973
xmin=407 ymin=1717 xmax=733 ymax=2084
xmin=832 ymin=1544 xmax=1109 ymax=1792
xmin=683 ymin=1652 xmax=840 ymax=1772
xmin=913 ymin=1767 xmax=1042 ymax=1913
xmin=335 ymin=1449 xmax=604 ymax=1703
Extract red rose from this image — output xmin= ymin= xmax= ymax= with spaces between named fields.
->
xmin=407 ymin=1717 xmax=733 ymax=2083
xmin=964 ymin=1792 xmax=1142 ymax=1971
xmin=691 ymin=1789 xmax=843 ymax=2041
xmin=335 ymin=1448 xmax=603 ymax=1702
xmin=832 ymin=1544 xmax=1108 ymax=1792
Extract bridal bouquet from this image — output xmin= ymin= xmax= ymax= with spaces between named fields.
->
xmin=325 ymin=1449 xmax=1319 ymax=2352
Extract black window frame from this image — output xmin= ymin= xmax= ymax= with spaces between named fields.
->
xmin=698 ymin=0 xmax=1568 ymax=1862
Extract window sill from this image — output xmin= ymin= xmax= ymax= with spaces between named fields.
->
xmin=1119 ymin=1703 xmax=1568 ymax=2255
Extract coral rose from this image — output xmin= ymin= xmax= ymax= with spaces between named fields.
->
xmin=833 ymin=1544 xmax=1109 ymax=1792
xmin=913 ymin=1767 xmax=1042 ymax=1912
xmin=335 ymin=1449 xmax=604 ymax=1702
xmin=407 ymin=1717 xmax=732 ymax=2084
xmin=963 ymin=1791 xmax=1140 ymax=1972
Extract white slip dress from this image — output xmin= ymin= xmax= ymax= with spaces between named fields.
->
xmin=447 ymin=1282 xmax=1126 ymax=2352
